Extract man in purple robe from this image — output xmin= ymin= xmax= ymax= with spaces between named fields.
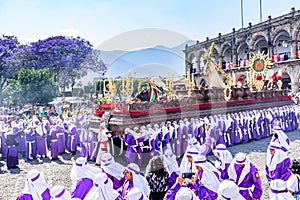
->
xmin=25 ymin=125 xmax=37 ymax=160
xmin=66 ymin=122 xmax=77 ymax=154
xmin=16 ymin=169 xmax=51 ymax=200
xmin=227 ymin=152 xmax=262 ymax=200
xmin=55 ymin=120 xmax=66 ymax=154
xmin=6 ymin=129 xmax=19 ymax=169
xmin=121 ymin=163 xmax=150 ymax=199
xmin=122 ymin=128 xmax=137 ymax=164
xmin=101 ymin=153 xmax=125 ymax=190
xmin=49 ymin=122 xmax=58 ymax=160
xmin=70 ymin=157 xmax=101 ymax=199
xmin=213 ymin=144 xmax=233 ymax=180
xmin=265 ymin=142 xmax=292 ymax=183
xmin=271 ymin=126 xmax=290 ymax=153
xmin=36 ymin=122 xmax=48 ymax=158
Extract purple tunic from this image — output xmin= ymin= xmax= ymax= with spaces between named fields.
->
xmin=175 ymin=127 xmax=182 ymax=156
xmin=56 ymin=126 xmax=65 ymax=154
xmin=36 ymin=134 xmax=47 ymax=156
xmin=123 ymin=132 xmax=137 ymax=164
xmin=163 ymin=182 xmax=181 ymax=200
xmin=195 ymin=171 xmax=217 ymax=200
xmin=219 ymin=163 xmax=230 ymax=180
xmin=102 ymin=168 xmax=123 ymax=190
xmin=25 ymin=130 xmax=37 ymax=159
xmin=88 ymin=131 xmax=97 ymax=159
xmin=266 ymin=157 xmax=292 ymax=183
xmin=50 ymin=127 xmax=58 ymax=159
xmin=167 ymin=171 xmax=179 ymax=190
xmin=7 ymin=145 xmax=18 ymax=168
xmin=121 ymin=180 xmax=134 ymax=199
xmin=67 ymin=126 xmax=77 ymax=153
xmin=41 ymin=188 xmax=51 ymax=200
xmin=16 ymin=193 xmax=33 ymax=200
xmin=234 ymin=163 xmax=262 ymax=200
xmin=71 ymin=177 xmax=93 ymax=199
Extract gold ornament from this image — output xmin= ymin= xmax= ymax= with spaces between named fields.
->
xmin=248 ymin=51 xmax=271 ymax=77
xmin=277 ymin=80 xmax=283 ymax=90
xmin=255 ymin=80 xmax=264 ymax=91
xmin=224 ymin=84 xmax=232 ymax=101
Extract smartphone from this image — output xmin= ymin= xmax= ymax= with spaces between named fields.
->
xmin=182 ymin=172 xmax=194 ymax=179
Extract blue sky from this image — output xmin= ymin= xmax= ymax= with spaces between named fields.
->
xmin=1 ymin=0 xmax=300 ymax=51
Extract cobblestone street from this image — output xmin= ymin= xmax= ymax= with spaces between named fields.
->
xmin=0 ymin=130 xmax=299 ymax=200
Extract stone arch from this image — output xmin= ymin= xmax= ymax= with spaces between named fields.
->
xmin=272 ymin=28 xmax=290 ymax=43
xmin=249 ymin=33 xmax=268 ymax=50
xmin=292 ymin=21 xmax=300 ymax=41
xmin=197 ymin=50 xmax=206 ymax=74
xmin=188 ymin=52 xmax=196 ymax=63
xmin=236 ymin=41 xmax=249 ymax=61
xmin=272 ymin=29 xmax=291 ymax=55
xmin=219 ymin=42 xmax=232 ymax=57
xmin=236 ymin=38 xmax=247 ymax=52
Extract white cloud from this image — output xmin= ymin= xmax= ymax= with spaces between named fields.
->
xmin=56 ymin=28 xmax=87 ymax=39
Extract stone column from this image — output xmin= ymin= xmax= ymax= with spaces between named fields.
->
xmin=232 ymin=54 xmax=237 ymax=68
xmin=195 ymin=60 xmax=200 ymax=73
xmin=219 ymin=56 xmax=224 ymax=68
xmin=290 ymin=40 xmax=297 ymax=59
xmin=289 ymin=66 xmax=300 ymax=93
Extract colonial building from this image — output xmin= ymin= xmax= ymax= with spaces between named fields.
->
xmin=184 ymin=7 xmax=300 ymax=93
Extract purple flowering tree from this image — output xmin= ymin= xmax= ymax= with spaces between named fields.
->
xmin=7 ymin=36 xmax=102 ymax=92
xmin=0 ymin=35 xmax=20 ymax=104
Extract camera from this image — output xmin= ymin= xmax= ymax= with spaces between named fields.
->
xmin=182 ymin=172 xmax=194 ymax=179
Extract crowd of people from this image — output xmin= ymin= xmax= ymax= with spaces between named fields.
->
xmin=15 ymin=125 xmax=300 ymax=200
xmin=0 ymin=103 xmax=299 ymax=199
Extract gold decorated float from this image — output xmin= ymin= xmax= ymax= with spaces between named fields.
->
xmin=94 ymin=43 xmax=291 ymax=132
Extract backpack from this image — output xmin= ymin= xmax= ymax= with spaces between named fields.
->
xmin=294 ymin=175 xmax=300 ymax=200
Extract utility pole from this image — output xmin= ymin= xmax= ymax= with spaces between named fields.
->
xmin=241 ymin=0 xmax=244 ymax=28
xmin=260 ymin=0 xmax=262 ymax=22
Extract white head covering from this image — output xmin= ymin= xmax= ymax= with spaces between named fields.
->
xmin=188 ymin=138 xmax=205 ymax=154
xmin=272 ymin=126 xmax=290 ymax=152
xmin=213 ymin=144 xmax=233 ymax=170
xmin=179 ymin=147 xmax=199 ymax=173
xmin=227 ymin=153 xmax=251 ymax=186
xmin=269 ymin=179 xmax=294 ymax=200
xmin=267 ymin=142 xmax=289 ymax=172
xmin=126 ymin=187 xmax=149 ymax=200
xmin=163 ymin=149 xmax=179 ymax=174
xmin=175 ymin=187 xmax=199 ymax=200
xmin=50 ymin=185 xmax=71 ymax=200
xmin=21 ymin=169 xmax=49 ymax=200
xmin=217 ymin=180 xmax=245 ymax=200
xmin=194 ymin=155 xmax=220 ymax=193
xmin=101 ymin=153 xmax=125 ymax=180
xmin=126 ymin=163 xmax=150 ymax=196
xmin=84 ymin=173 xmax=120 ymax=200
xmin=70 ymin=157 xmax=101 ymax=189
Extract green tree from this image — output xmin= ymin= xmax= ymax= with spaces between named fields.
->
xmin=16 ymin=68 xmax=58 ymax=104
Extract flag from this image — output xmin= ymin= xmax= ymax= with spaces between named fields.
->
xmin=147 ymin=82 xmax=160 ymax=102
